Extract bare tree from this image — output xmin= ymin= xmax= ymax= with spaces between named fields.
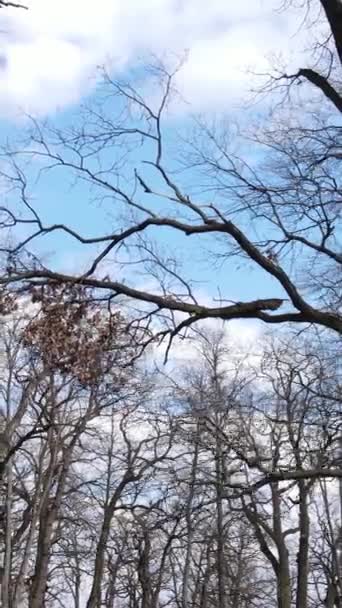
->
xmin=0 ymin=2 xmax=339 ymax=345
xmin=226 ymin=335 xmax=342 ymax=608
xmin=0 ymin=306 xmax=340 ymax=607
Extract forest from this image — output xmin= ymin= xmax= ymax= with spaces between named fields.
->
xmin=0 ymin=0 xmax=341 ymax=607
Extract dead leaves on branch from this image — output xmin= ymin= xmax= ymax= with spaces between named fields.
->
xmin=23 ymin=284 xmax=132 ymax=387
xmin=0 ymin=288 xmax=18 ymax=316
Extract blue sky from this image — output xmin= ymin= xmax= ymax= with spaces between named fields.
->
xmin=0 ymin=0 xmax=315 ymax=311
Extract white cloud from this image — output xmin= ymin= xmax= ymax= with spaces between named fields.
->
xmin=160 ymin=319 xmax=262 ymax=369
xmin=0 ymin=0 xmax=308 ymax=117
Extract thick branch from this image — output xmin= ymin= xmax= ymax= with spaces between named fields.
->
xmin=0 ymin=0 xmax=27 ymax=7
xmin=320 ymin=0 xmax=342 ymax=64
xmin=227 ymin=467 xmax=342 ymax=496
xmin=7 ymin=213 xmax=327 ymax=321
xmin=1 ymin=268 xmax=341 ymax=333
xmin=297 ymin=68 xmax=342 ymax=112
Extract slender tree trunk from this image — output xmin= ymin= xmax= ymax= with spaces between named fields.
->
xmin=12 ymin=445 xmax=48 ymax=607
xmin=104 ymin=556 xmax=119 ymax=608
xmin=73 ymin=546 xmax=81 ymax=608
xmin=86 ymin=476 xmax=133 ymax=608
xmin=295 ymin=482 xmax=310 ymax=608
xmin=272 ymin=484 xmax=291 ymax=608
xmin=182 ymin=421 xmax=200 ymax=608
xmin=138 ymin=527 xmax=152 ymax=608
xmin=215 ymin=422 xmax=225 ymax=608
xmin=29 ymin=504 xmax=56 ymax=608
xmin=29 ymin=427 xmax=77 ymax=607
xmin=1 ymin=461 xmax=12 ymax=608
xmin=199 ymin=545 xmax=211 ymax=608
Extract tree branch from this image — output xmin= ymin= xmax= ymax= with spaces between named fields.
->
xmin=320 ymin=0 xmax=342 ymax=64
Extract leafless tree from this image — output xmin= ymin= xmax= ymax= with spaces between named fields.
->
xmin=0 ymin=304 xmax=340 ymax=608
xmin=0 ymin=2 xmax=338 ymax=346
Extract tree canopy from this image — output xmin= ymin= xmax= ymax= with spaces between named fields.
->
xmin=0 ymin=0 xmax=340 ymax=348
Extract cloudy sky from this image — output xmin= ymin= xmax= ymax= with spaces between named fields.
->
xmin=0 ymin=0 xmax=322 ymax=351
xmin=0 ymin=0 xmax=310 ymax=117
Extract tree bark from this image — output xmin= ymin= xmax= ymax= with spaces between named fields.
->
xmin=272 ymin=484 xmax=292 ymax=608
xmin=182 ymin=422 xmax=200 ymax=608
xmin=320 ymin=0 xmax=342 ymax=64
xmin=295 ymin=484 xmax=310 ymax=608
xmin=86 ymin=475 xmax=134 ymax=608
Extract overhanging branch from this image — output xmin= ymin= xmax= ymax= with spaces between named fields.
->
xmin=1 ymin=269 xmax=341 ymax=334
xmin=320 ymin=0 xmax=342 ymax=64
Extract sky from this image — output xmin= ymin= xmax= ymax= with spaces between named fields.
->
xmin=0 ymin=0 xmax=309 ymax=117
xmin=0 ymin=0 xmax=321 ymax=345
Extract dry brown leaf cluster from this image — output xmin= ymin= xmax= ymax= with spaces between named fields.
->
xmin=23 ymin=285 xmax=126 ymax=386
xmin=0 ymin=289 xmax=18 ymax=316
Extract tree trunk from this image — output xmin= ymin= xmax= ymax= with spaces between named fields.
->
xmin=215 ymin=422 xmax=226 ymax=608
xmin=138 ymin=528 xmax=152 ymax=608
xmin=1 ymin=462 xmax=12 ymax=608
xmin=182 ymin=422 xmax=200 ymax=608
xmin=295 ymin=483 xmax=310 ymax=608
xmin=86 ymin=476 xmax=133 ymax=608
xmin=320 ymin=0 xmax=342 ymax=64
xmin=272 ymin=484 xmax=291 ymax=608
xmin=29 ymin=499 xmax=57 ymax=608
